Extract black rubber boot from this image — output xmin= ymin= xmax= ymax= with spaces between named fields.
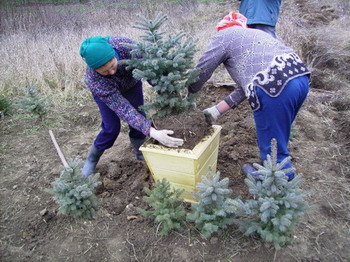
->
xmin=82 ymin=144 xmax=104 ymax=177
xmin=130 ymin=138 xmax=145 ymax=161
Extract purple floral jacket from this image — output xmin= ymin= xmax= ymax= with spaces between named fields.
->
xmin=84 ymin=36 xmax=152 ymax=135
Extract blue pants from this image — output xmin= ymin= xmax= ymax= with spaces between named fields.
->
xmin=93 ymin=81 xmax=146 ymax=151
xmin=253 ymin=75 xmax=309 ymax=180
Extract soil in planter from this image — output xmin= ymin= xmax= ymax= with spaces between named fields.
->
xmin=151 ymin=109 xmax=212 ymax=150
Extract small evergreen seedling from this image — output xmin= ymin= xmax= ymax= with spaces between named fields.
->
xmin=15 ymin=82 xmax=49 ymax=120
xmin=187 ymin=171 xmax=236 ymax=239
xmin=124 ymin=14 xmax=200 ymax=118
xmin=139 ymin=178 xmax=186 ymax=236
xmin=0 ymin=94 xmax=12 ymax=118
xmin=229 ymin=139 xmax=310 ymax=249
xmin=50 ymin=159 xmax=101 ymax=220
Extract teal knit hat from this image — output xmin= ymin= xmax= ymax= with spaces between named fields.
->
xmin=79 ymin=36 xmax=115 ymax=69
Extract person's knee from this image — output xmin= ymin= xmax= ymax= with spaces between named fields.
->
xmin=103 ymin=122 xmax=120 ymax=135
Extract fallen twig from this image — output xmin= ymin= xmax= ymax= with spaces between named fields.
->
xmin=126 ymin=232 xmax=139 ymax=261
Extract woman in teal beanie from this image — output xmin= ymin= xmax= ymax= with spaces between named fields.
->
xmin=79 ymin=36 xmax=183 ymax=176
xmin=238 ymin=0 xmax=282 ymax=38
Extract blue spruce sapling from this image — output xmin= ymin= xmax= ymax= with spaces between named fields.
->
xmin=187 ymin=170 xmax=236 ymax=239
xmin=139 ymin=178 xmax=186 ymax=236
xmin=50 ymin=159 xmax=101 ymax=220
xmin=124 ymin=14 xmax=200 ymax=118
xmin=228 ymin=139 xmax=310 ymax=248
xmin=15 ymin=82 xmax=49 ymax=121
xmin=0 ymin=93 xmax=12 ymax=118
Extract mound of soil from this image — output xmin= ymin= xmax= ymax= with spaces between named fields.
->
xmin=152 ymin=110 xmax=211 ymax=150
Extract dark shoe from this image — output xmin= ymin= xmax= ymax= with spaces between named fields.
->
xmin=130 ymin=138 xmax=145 ymax=161
xmin=242 ymin=164 xmax=260 ymax=180
xmin=82 ymin=145 xmax=104 ymax=176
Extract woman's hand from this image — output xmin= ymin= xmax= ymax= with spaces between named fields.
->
xmin=203 ymin=106 xmax=221 ymax=125
xmin=149 ymin=127 xmax=184 ymax=147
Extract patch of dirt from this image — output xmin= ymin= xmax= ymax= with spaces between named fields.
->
xmin=153 ymin=110 xmax=211 ymax=150
xmin=1 ymin=84 xmax=350 ymax=262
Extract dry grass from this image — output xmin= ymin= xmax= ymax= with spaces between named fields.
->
xmin=2 ymin=0 xmax=349 ymax=104
xmin=0 ymin=1 xmax=239 ymax=106
xmin=279 ymin=0 xmax=350 ymax=92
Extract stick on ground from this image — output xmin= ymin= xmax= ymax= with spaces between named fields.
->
xmin=49 ymin=130 xmax=69 ymax=168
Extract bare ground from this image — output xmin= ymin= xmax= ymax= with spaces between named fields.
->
xmin=1 ymin=83 xmax=349 ymax=262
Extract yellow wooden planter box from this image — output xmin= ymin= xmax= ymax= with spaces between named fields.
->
xmin=140 ymin=125 xmax=222 ymax=203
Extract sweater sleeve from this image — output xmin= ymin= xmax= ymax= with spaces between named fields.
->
xmin=188 ymin=33 xmax=228 ymax=93
xmin=88 ymin=80 xmax=152 ymax=136
xmin=223 ymin=86 xmax=246 ymax=109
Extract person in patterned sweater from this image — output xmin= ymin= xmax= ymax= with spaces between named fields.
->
xmin=189 ymin=13 xmax=310 ymax=180
xmin=79 ymin=36 xmax=183 ymax=177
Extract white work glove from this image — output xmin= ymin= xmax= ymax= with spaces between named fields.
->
xmin=203 ymin=105 xmax=221 ymax=125
xmin=149 ymin=127 xmax=184 ymax=148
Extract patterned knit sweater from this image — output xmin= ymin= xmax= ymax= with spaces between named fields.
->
xmin=84 ymin=36 xmax=152 ymax=135
xmin=189 ymin=27 xmax=310 ymax=111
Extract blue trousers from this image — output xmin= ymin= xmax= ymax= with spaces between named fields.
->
xmin=93 ymin=81 xmax=146 ymax=151
xmin=253 ymin=75 xmax=309 ymax=179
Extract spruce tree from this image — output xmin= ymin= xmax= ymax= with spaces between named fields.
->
xmin=139 ymin=178 xmax=186 ymax=236
xmin=15 ymin=82 xmax=49 ymax=121
xmin=228 ymin=139 xmax=310 ymax=248
xmin=187 ymin=171 xmax=236 ymax=239
xmin=0 ymin=94 xmax=12 ymax=118
xmin=124 ymin=14 xmax=200 ymax=118
xmin=50 ymin=159 xmax=101 ymax=220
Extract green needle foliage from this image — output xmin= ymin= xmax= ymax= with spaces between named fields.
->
xmin=139 ymin=178 xmax=186 ymax=236
xmin=187 ymin=171 xmax=236 ymax=239
xmin=0 ymin=94 xmax=12 ymax=118
xmin=50 ymin=159 xmax=101 ymax=220
xmin=124 ymin=13 xmax=200 ymax=118
xmin=228 ymin=139 xmax=310 ymax=249
xmin=15 ymin=82 xmax=49 ymax=121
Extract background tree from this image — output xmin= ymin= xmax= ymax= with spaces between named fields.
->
xmin=15 ymin=82 xmax=49 ymax=121
xmin=0 ymin=93 xmax=12 ymax=118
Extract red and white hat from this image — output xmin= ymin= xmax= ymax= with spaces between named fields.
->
xmin=216 ymin=12 xmax=248 ymax=31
